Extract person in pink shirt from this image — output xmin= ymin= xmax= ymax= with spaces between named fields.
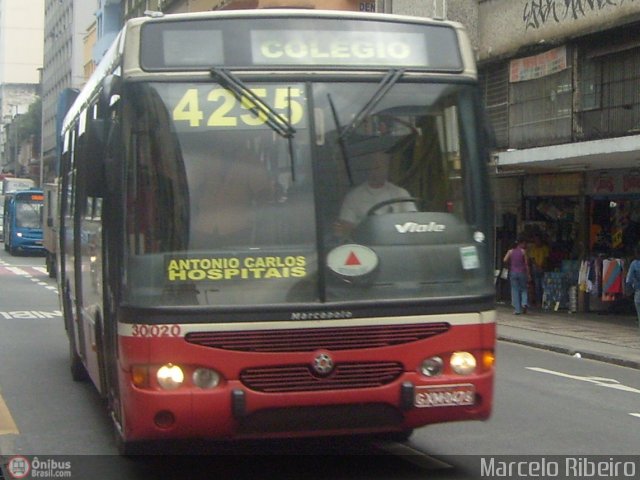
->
xmin=503 ymin=236 xmax=531 ymax=314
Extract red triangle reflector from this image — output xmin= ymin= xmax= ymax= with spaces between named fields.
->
xmin=345 ymin=251 xmax=361 ymax=266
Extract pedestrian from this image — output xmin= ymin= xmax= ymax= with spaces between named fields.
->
xmin=503 ymin=236 xmax=531 ymax=315
xmin=625 ymin=244 xmax=640 ymax=330
xmin=528 ymin=233 xmax=550 ymax=306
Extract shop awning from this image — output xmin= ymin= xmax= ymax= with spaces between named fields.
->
xmin=495 ymin=134 xmax=640 ymax=173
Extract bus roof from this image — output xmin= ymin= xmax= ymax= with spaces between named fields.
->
xmin=124 ymin=8 xmax=466 ymax=29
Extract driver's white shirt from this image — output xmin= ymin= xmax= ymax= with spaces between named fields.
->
xmin=338 ymin=181 xmax=416 ymax=226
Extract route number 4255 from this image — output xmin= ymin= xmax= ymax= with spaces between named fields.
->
xmin=172 ymin=85 xmax=305 ymax=129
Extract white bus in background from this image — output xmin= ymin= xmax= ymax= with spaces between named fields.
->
xmin=2 ymin=177 xmax=35 ymax=195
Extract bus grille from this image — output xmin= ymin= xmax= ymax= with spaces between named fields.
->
xmin=184 ymin=323 xmax=450 ymax=352
xmin=240 ymin=362 xmax=403 ymax=393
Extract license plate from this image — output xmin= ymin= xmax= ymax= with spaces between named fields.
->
xmin=414 ymin=384 xmax=475 ymax=408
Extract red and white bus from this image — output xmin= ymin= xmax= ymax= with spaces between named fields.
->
xmin=58 ymin=8 xmax=496 ymax=454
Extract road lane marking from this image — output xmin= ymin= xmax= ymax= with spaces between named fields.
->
xmin=0 ymin=310 xmax=62 ymax=319
xmin=5 ymin=267 xmax=29 ymax=276
xmin=372 ymin=441 xmax=453 ymax=470
xmin=630 ymin=413 xmax=640 ymax=419
xmin=527 ymin=367 xmax=640 ymax=394
xmin=0 ymin=264 xmax=57 ymax=293
xmin=0 ymin=394 xmax=18 ymax=435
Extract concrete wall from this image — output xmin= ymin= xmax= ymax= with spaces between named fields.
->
xmin=380 ymin=0 xmax=479 ymax=51
xmin=477 ymin=0 xmax=640 ymax=62
xmin=0 ymin=0 xmax=44 ymax=84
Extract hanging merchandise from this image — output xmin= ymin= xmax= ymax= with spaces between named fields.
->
xmin=601 ymin=258 xmax=624 ymax=302
xmin=578 ymin=259 xmax=593 ymax=293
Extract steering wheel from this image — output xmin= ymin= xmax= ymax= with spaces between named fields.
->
xmin=366 ymin=197 xmax=420 ymax=217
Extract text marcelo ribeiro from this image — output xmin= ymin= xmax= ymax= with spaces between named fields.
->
xmin=480 ymin=457 xmax=637 ymax=478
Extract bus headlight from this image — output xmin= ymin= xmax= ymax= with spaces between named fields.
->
xmin=450 ymin=352 xmax=477 ymax=375
xmin=157 ymin=364 xmax=184 ymax=390
xmin=192 ymin=368 xmax=221 ymax=389
xmin=420 ymin=356 xmax=443 ymax=377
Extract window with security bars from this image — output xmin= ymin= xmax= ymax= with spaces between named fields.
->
xmin=577 ymin=45 xmax=640 ymax=141
xmin=479 ymin=61 xmax=509 ymax=149
xmin=509 ymin=68 xmax=572 ymax=149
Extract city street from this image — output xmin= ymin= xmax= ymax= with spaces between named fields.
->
xmin=0 ymin=250 xmax=639 ymax=479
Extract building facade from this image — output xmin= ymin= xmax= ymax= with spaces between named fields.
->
xmin=467 ymin=0 xmax=640 ymax=312
xmin=40 ymin=0 xmax=101 ymax=184
xmin=0 ymin=0 xmax=44 ymax=174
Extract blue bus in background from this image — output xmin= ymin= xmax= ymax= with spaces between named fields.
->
xmin=3 ymin=189 xmax=45 ymax=255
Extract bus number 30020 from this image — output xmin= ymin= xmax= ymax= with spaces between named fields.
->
xmin=130 ymin=324 xmax=182 ymax=338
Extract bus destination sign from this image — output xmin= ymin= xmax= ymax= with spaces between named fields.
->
xmin=141 ymin=18 xmax=462 ymax=71
xmin=250 ymin=30 xmax=427 ymax=67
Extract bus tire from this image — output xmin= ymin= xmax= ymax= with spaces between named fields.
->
xmin=114 ymin=428 xmax=148 ymax=456
xmin=69 ymin=336 xmax=89 ymax=382
xmin=64 ymin=285 xmax=89 ymax=382
xmin=47 ymin=253 xmax=56 ymax=278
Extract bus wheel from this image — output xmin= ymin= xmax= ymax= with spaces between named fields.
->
xmin=65 ymin=291 xmax=89 ymax=382
xmin=47 ymin=253 xmax=56 ymax=278
xmin=114 ymin=428 xmax=148 ymax=456
xmin=69 ymin=337 xmax=89 ymax=382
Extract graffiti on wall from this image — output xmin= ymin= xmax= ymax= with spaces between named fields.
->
xmin=524 ymin=0 xmax=637 ymax=30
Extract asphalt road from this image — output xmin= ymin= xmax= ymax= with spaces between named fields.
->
xmin=0 ymin=250 xmax=638 ymax=480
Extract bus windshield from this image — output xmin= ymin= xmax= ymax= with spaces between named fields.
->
xmin=16 ymin=199 xmax=43 ymax=229
xmin=122 ymin=79 xmax=488 ymax=308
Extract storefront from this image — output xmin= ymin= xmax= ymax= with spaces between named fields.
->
xmin=493 ymin=175 xmax=520 ymax=302
xmin=582 ymin=169 xmax=640 ymax=312
xmin=520 ymin=173 xmax=584 ymax=309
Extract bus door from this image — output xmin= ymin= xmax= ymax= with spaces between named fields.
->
xmin=61 ymin=129 xmax=88 ymax=369
xmin=75 ymin=126 xmax=105 ymax=392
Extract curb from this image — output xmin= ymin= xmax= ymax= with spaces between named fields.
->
xmin=497 ymin=334 xmax=640 ymax=370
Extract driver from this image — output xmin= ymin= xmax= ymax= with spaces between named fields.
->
xmin=334 ymin=149 xmax=416 ymax=237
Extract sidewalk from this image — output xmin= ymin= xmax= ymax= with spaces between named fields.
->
xmin=495 ymin=302 xmax=640 ymax=369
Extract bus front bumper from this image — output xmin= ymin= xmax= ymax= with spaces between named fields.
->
xmin=119 ymin=371 xmax=493 ymax=442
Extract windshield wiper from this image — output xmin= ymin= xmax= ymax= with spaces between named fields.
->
xmin=327 ymin=93 xmax=354 ymax=186
xmin=211 ymin=67 xmax=296 ymax=139
xmin=328 ymin=69 xmax=404 ymax=186
xmin=211 ymin=67 xmax=299 ymax=180
xmin=339 ymin=68 xmax=404 ymax=141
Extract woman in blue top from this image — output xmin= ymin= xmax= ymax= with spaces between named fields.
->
xmin=625 ymin=244 xmax=640 ymax=330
